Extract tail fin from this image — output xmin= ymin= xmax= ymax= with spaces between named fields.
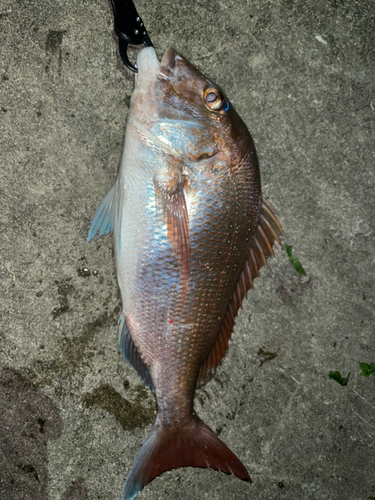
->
xmin=122 ymin=416 xmax=251 ymax=500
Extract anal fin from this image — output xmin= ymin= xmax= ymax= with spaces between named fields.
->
xmin=118 ymin=314 xmax=154 ymax=392
xmin=198 ymin=197 xmax=283 ymax=386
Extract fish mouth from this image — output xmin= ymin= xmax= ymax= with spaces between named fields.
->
xmin=159 ymin=48 xmax=179 ymax=78
xmin=135 ymin=47 xmax=178 ymax=82
xmin=135 ymin=47 xmax=192 ymax=123
xmin=135 ymin=47 xmax=159 ymax=86
xmin=133 ymin=47 xmax=186 ymax=135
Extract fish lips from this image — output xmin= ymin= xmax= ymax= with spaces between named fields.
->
xmin=135 ymin=47 xmax=178 ymax=84
xmin=159 ymin=47 xmax=179 ymax=76
xmin=135 ymin=47 xmax=159 ymax=87
xmin=133 ymin=47 xmax=203 ymax=129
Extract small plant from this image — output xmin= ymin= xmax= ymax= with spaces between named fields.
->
xmin=329 ymin=371 xmax=350 ymax=386
xmin=329 ymin=362 xmax=374 ymax=386
xmin=359 ymin=362 xmax=375 ymax=378
xmin=284 ymin=244 xmax=306 ymax=276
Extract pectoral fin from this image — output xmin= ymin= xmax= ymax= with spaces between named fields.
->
xmin=153 ymin=167 xmax=190 ymax=298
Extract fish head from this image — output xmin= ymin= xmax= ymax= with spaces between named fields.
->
xmin=130 ymin=47 xmax=254 ymax=166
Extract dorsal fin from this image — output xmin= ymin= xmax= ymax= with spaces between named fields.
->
xmin=198 ymin=197 xmax=283 ymax=386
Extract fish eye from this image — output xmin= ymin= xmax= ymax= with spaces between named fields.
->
xmin=204 ymin=88 xmax=225 ymax=111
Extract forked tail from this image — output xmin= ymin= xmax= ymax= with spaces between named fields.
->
xmin=122 ymin=415 xmax=251 ymax=500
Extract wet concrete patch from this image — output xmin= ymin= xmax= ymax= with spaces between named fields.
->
xmin=23 ymin=307 xmax=120 ymax=393
xmin=61 ymin=478 xmax=89 ymax=500
xmin=52 ymin=279 xmax=74 ymax=319
xmin=257 ymin=348 xmax=278 ymax=367
xmin=276 ymin=274 xmax=312 ymax=306
xmin=45 ymin=30 xmax=66 ymax=76
xmin=82 ymin=383 xmax=155 ymax=431
xmin=0 ymin=367 xmax=62 ymax=500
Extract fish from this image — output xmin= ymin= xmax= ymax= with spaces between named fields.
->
xmin=88 ymin=46 xmax=283 ymax=500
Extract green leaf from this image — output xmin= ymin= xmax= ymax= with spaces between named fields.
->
xmin=368 ymin=497 xmax=375 ymax=499
xmin=284 ymin=244 xmax=307 ymax=276
xmin=329 ymin=371 xmax=350 ymax=386
xmin=359 ymin=362 xmax=375 ymax=378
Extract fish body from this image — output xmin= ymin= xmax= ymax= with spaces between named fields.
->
xmin=88 ymin=47 xmax=282 ymax=500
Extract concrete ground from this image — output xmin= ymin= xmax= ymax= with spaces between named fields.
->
xmin=1 ymin=0 xmax=374 ymax=499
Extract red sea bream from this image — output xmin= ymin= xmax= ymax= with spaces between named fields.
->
xmin=88 ymin=46 xmax=283 ymax=500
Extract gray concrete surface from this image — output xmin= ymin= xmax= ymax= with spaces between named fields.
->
xmin=1 ymin=0 xmax=374 ymax=499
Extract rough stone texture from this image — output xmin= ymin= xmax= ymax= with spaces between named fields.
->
xmin=1 ymin=0 xmax=374 ymax=499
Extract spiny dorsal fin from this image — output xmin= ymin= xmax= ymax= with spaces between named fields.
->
xmin=198 ymin=197 xmax=283 ymax=386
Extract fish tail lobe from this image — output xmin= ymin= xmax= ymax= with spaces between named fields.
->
xmin=122 ymin=416 xmax=251 ymax=500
